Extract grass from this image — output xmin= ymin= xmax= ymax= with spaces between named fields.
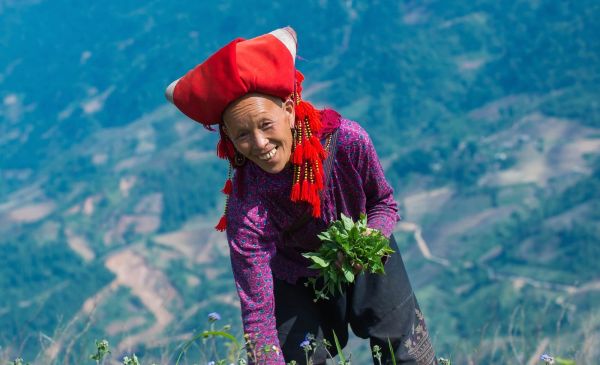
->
xmin=1 ymin=311 xmax=579 ymax=365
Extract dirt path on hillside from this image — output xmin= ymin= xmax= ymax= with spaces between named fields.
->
xmin=397 ymin=221 xmax=600 ymax=298
xmin=104 ymin=248 xmax=182 ymax=355
xmin=397 ymin=221 xmax=451 ymax=267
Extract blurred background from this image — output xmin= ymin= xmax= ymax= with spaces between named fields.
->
xmin=1 ymin=0 xmax=598 ymax=364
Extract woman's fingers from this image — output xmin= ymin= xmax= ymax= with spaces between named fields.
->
xmin=351 ymin=261 xmax=363 ymax=275
xmin=335 ymin=251 xmax=345 ymax=269
xmin=336 ymin=252 xmax=363 ymax=275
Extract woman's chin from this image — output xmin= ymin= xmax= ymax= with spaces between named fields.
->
xmin=254 ymin=153 xmax=290 ymax=174
xmin=258 ymin=161 xmax=287 ymax=174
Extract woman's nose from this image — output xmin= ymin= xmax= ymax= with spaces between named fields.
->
xmin=252 ymin=132 xmax=269 ymax=150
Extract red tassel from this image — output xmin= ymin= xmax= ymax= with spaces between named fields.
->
xmin=309 ymin=136 xmax=326 ymax=160
xmin=286 ymin=88 xmax=332 ymax=220
xmin=215 ymin=214 xmax=227 ymax=231
xmin=305 ymin=181 xmax=314 ymax=204
xmin=308 ymin=111 xmax=322 ymax=132
xmin=295 ymin=102 xmax=310 ymax=122
xmin=311 ymin=183 xmax=320 ymax=206
xmin=311 ymin=198 xmax=321 ymax=218
xmin=292 ymin=142 xmax=304 ymax=164
xmin=296 ymin=101 xmax=322 ymax=132
xmin=300 ymin=179 xmax=310 ymax=202
xmin=302 ymin=140 xmax=317 ymax=161
xmin=291 ymin=182 xmax=301 ymax=201
xmin=221 ymin=179 xmax=233 ymax=195
xmin=217 ymin=139 xmax=228 ymax=159
xmin=217 ymin=138 xmax=236 ymax=161
xmin=309 ymin=182 xmax=321 ymax=217
xmin=295 ymin=70 xmax=305 ymax=91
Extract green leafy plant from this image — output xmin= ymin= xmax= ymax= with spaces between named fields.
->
xmin=9 ymin=358 xmax=29 ymax=365
xmin=122 ymin=354 xmax=140 ymax=365
xmin=302 ymin=213 xmax=395 ymax=301
xmin=332 ymin=331 xmax=350 ymax=365
xmin=540 ymin=353 xmax=576 ymax=364
xmin=175 ymin=316 xmax=241 ymax=365
xmin=372 ymin=345 xmax=382 ymax=365
xmin=90 ymin=339 xmax=111 ymax=364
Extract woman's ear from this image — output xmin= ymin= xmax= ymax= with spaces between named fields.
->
xmin=284 ymin=98 xmax=295 ymax=129
xmin=221 ymin=123 xmax=230 ymax=138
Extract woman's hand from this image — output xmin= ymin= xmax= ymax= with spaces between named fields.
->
xmin=335 ymin=251 xmax=363 ymax=275
xmin=334 ymin=228 xmax=388 ymax=274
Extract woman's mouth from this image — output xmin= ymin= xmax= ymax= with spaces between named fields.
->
xmin=258 ymin=146 xmax=277 ymax=161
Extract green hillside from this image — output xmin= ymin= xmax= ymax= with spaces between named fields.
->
xmin=0 ymin=0 xmax=598 ymax=364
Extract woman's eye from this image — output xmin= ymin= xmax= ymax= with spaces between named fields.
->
xmin=236 ymin=132 xmax=248 ymax=140
xmin=262 ymin=122 xmax=273 ymax=130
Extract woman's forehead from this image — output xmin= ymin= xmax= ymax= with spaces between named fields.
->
xmin=223 ymin=93 xmax=282 ymax=128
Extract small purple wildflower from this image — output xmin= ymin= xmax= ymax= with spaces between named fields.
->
xmin=540 ymin=353 xmax=555 ymax=364
xmin=207 ymin=362 xmax=215 ymax=365
xmin=208 ymin=312 xmax=221 ymax=322
xmin=299 ymin=340 xmax=310 ymax=349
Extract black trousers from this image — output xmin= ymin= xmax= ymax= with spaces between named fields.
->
xmin=274 ymin=235 xmax=436 ymax=365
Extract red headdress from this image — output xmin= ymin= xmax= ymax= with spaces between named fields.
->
xmin=165 ymin=27 xmax=330 ymax=231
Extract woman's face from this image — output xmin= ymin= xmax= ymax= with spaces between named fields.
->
xmin=222 ymin=93 xmax=295 ymax=174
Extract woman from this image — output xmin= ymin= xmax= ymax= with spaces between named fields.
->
xmin=166 ymin=27 xmax=435 ymax=365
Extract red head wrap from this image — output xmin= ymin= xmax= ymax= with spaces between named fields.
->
xmin=166 ymin=28 xmax=297 ymax=127
xmin=165 ymin=27 xmax=336 ymax=231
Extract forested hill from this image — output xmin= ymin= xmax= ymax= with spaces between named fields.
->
xmin=1 ymin=1 xmax=598 ymax=363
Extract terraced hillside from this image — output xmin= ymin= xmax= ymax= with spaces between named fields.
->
xmin=1 ymin=0 xmax=598 ymax=363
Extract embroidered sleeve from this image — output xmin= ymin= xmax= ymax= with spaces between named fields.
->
xmin=351 ymin=124 xmax=400 ymax=237
xmin=226 ymin=195 xmax=284 ymax=364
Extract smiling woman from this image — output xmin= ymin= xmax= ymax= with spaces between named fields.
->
xmin=222 ymin=93 xmax=295 ymax=174
xmin=165 ymin=26 xmax=435 ymax=365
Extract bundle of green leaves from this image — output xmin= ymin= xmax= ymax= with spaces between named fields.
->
xmin=302 ymin=213 xmax=395 ymax=301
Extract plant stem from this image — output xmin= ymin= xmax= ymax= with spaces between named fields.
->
xmin=387 ymin=338 xmax=396 ymax=365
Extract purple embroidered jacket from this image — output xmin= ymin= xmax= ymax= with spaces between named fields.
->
xmin=225 ymin=118 xmax=400 ymax=364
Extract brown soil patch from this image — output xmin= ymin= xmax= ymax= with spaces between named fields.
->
xmin=104 ymin=214 xmax=161 ymax=245
xmin=469 ymin=94 xmax=539 ymax=122
xmin=403 ymin=187 xmax=453 ymax=222
xmin=83 ymin=195 xmax=102 ymax=216
xmin=153 ymin=222 xmax=226 ymax=264
xmin=186 ymin=275 xmax=200 ymax=287
xmin=119 ymin=176 xmax=137 ymax=197
xmin=0 ymin=184 xmax=43 ymax=212
xmin=480 ymin=114 xmax=600 ymax=186
xmin=105 ymin=316 xmax=147 ymax=336
xmin=105 ymin=248 xmax=182 ymax=354
xmin=65 ymin=228 xmax=95 ymax=262
xmin=8 ymin=201 xmax=55 ymax=223
xmin=82 ymin=280 xmax=120 ymax=314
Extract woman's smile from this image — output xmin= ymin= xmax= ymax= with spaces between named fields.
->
xmin=257 ymin=146 xmax=278 ymax=161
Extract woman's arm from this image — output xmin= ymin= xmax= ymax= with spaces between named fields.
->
xmin=348 ymin=122 xmax=400 ymax=237
xmin=226 ymin=198 xmax=284 ymax=364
